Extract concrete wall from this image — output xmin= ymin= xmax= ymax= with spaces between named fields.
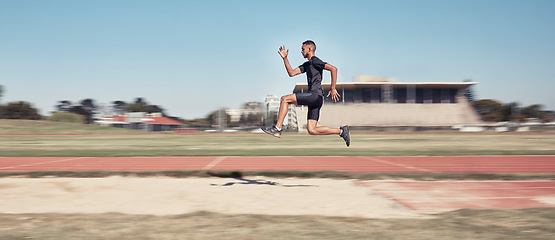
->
xmin=292 ymin=102 xmax=482 ymax=129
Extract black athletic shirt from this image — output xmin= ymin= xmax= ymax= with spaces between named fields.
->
xmin=298 ymin=56 xmax=326 ymax=96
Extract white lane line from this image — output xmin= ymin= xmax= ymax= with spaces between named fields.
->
xmin=202 ymin=156 xmax=227 ymax=170
xmin=0 ymin=157 xmax=89 ymax=170
xmin=360 ymin=156 xmax=433 ymax=172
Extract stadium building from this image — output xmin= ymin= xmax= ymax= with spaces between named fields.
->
xmin=288 ymin=75 xmax=482 ymax=131
xmin=95 ymin=112 xmax=183 ymax=131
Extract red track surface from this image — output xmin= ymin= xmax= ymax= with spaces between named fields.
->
xmin=0 ymin=155 xmax=554 ymax=173
xmin=358 ymin=181 xmax=555 ymax=212
xmin=1 ymin=155 xmax=554 ymax=212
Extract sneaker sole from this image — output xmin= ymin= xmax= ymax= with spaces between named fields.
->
xmin=262 ymin=128 xmax=282 ymax=138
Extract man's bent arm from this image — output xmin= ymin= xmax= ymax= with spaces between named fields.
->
xmin=325 ymin=63 xmax=340 ymax=102
xmin=283 ymin=57 xmax=302 ymax=77
xmin=278 ymin=45 xmax=301 ymax=77
xmin=325 ymin=63 xmax=338 ymax=89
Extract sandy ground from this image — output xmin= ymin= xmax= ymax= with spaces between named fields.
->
xmin=0 ymin=176 xmax=423 ymax=219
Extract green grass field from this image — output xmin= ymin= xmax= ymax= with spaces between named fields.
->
xmin=1 ymin=120 xmax=555 ymax=157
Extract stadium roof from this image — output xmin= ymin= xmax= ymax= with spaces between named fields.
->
xmin=294 ymin=81 xmax=478 ymax=92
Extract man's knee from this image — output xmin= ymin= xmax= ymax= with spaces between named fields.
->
xmin=307 ymin=123 xmax=318 ymax=135
xmin=308 ymin=129 xmax=318 ymax=135
xmin=281 ymin=95 xmax=295 ymax=103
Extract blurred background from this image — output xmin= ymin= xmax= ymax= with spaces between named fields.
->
xmin=1 ymin=0 xmax=554 ymax=132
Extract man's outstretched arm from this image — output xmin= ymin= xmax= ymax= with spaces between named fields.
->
xmin=278 ymin=45 xmax=301 ymax=77
xmin=325 ymin=63 xmax=340 ymax=102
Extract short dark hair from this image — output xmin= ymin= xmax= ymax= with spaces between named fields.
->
xmin=302 ymin=40 xmax=316 ymax=52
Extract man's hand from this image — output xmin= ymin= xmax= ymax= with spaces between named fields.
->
xmin=278 ymin=45 xmax=289 ymax=59
xmin=327 ymin=88 xmax=341 ymax=102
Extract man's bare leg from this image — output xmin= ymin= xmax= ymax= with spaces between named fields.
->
xmin=307 ymin=120 xmax=351 ymax=146
xmin=275 ymin=94 xmax=297 ymax=129
xmin=261 ymin=94 xmax=297 ymax=138
xmin=306 ymin=120 xmax=341 ymax=135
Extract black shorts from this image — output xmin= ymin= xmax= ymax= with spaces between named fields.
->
xmin=295 ymin=92 xmax=323 ymax=121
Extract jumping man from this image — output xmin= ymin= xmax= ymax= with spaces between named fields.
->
xmin=261 ymin=40 xmax=350 ymax=146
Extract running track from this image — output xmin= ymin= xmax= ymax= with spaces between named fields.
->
xmin=0 ymin=155 xmax=554 ymax=173
xmin=1 ymin=156 xmax=554 ymax=212
xmin=357 ymin=181 xmax=555 ymax=212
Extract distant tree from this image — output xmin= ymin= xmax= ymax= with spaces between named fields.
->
xmin=112 ymin=101 xmax=127 ymax=115
xmin=0 ymin=101 xmax=41 ymax=120
xmin=125 ymin=98 xmax=166 ymax=115
xmin=521 ymin=104 xmax=543 ymax=119
xmin=125 ymin=101 xmax=148 ymax=113
xmin=79 ymin=99 xmax=96 ymax=124
xmin=54 ymin=100 xmax=94 ymax=123
xmin=472 ymin=99 xmax=504 ymax=122
xmin=473 ymin=100 xmax=552 ymax=123
xmin=145 ymin=104 xmax=165 ymax=114
xmin=56 ymin=100 xmax=73 ymax=112
xmin=501 ymin=102 xmax=522 ymax=121
xmin=57 ymin=97 xmax=170 ymax=122
xmin=81 ymin=99 xmax=96 ymax=113
xmin=69 ymin=105 xmax=88 ymax=116
xmin=0 ymin=85 xmax=3 ymax=103
xmin=540 ymin=110 xmax=554 ymax=123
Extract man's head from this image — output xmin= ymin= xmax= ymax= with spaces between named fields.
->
xmin=301 ymin=40 xmax=316 ymax=58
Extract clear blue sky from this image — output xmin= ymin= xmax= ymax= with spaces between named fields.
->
xmin=1 ymin=0 xmax=554 ymax=119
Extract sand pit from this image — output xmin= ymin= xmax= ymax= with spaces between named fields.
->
xmin=0 ymin=176 xmax=422 ymax=219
